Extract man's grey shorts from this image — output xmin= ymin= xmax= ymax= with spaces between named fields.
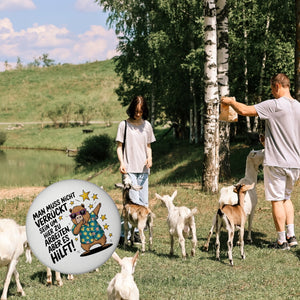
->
xmin=264 ymin=166 xmax=300 ymax=201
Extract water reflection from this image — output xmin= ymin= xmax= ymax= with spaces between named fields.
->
xmin=0 ymin=149 xmax=75 ymax=187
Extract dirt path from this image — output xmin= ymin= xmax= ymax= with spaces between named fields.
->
xmin=0 ymin=186 xmax=45 ymax=200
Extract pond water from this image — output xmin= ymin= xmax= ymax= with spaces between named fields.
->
xmin=0 ymin=149 xmax=75 ymax=187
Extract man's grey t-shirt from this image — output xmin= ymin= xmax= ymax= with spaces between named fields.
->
xmin=254 ymin=97 xmax=300 ymax=168
xmin=116 ymin=120 xmax=156 ymax=173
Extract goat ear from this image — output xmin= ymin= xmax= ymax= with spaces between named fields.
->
xmin=171 ymin=190 xmax=177 ymax=199
xmin=132 ymin=251 xmax=139 ymax=266
xmin=112 ymin=252 xmax=122 ymax=265
xmin=131 ymin=185 xmax=143 ymax=191
xmin=155 ymin=193 xmax=162 ymax=200
xmin=115 ymin=183 xmax=124 ymax=189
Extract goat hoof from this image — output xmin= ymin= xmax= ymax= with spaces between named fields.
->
xmin=241 ymin=254 xmax=246 ymax=260
xmin=229 ymin=260 xmax=233 ymax=266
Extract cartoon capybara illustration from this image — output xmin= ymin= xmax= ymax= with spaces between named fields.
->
xmin=69 ymin=203 xmax=107 ymax=254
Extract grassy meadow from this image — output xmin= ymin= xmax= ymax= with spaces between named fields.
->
xmin=0 ymin=62 xmax=299 ymax=299
xmin=0 ymin=60 xmax=124 ymax=123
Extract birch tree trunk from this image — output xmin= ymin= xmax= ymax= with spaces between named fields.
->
xmin=202 ymin=0 xmax=219 ymax=193
xmin=295 ymin=0 xmax=300 ymax=100
xmin=216 ymin=0 xmax=231 ymax=179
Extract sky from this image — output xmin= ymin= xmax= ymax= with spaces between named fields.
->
xmin=0 ymin=0 xmax=118 ymax=71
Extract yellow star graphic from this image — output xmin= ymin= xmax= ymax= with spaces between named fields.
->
xmin=89 ymin=204 xmax=93 ymax=209
xmin=92 ymin=194 xmax=98 ymax=200
xmin=58 ymin=216 xmax=63 ymax=220
xmin=70 ymin=201 xmax=74 ymax=205
xmin=104 ymin=224 xmax=109 ymax=230
xmin=80 ymin=190 xmax=90 ymax=201
xmin=109 ymin=233 xmax=113 ymax=237
xmin=101 ymin=215 xmax=107 ymax=221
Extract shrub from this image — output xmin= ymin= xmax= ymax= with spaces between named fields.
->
xmin=75 ymin=134 xmax=114 ymax=168
xmin=0 ymin=131 xmax=7 ymax=145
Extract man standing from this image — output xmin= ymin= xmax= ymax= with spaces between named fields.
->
xmin=222 ymin=73 xmax=300 ymax=250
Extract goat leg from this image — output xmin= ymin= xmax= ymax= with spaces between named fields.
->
xmin=170 ymin=234 xmax=174 ymax=256
xmin=14 ymin=269 xmax=25 ymax=296
xmin=190 ymin=222 xmax=197 ymax=257
xmin=246 ymin=210 xmax=255 ymax=243
xmin=123 ymin=217 xmax=129 ymax=249
xmin=178 ymin=232 xmax=187 ymax=259
xmin=240 ymin=226 xmax=246 ymax=260
xmin=227 ymin=230 xmax=234 ymax=266
xmin=204 ymin=215 xmax=216 ymax=251
xmin=1 ymin=260 xmax=17 ymax=300
xmin=215 ymin=216 xmax=221 ymax=261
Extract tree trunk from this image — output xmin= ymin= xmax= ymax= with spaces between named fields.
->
xmin=295 ymin=0 xmax=300 ymax=100
xmin=202 ymin=0 xmax=219 ymax=193
xmin=216 ymin=0 xmax=231 ymax=180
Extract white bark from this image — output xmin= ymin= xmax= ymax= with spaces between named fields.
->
xmin=217 ymin=0 xmax=231 ymax=179
xmin=203 ymin=0 xmax=219 ymax=193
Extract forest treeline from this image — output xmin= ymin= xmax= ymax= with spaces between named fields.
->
xmin=96 ymin=0 xmax=295 ymax=140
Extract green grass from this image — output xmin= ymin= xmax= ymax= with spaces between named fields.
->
xmin=0 ymin=181 xmax=299 ymax=299
xmin=0 ymin=60 xmax=125 ymax=123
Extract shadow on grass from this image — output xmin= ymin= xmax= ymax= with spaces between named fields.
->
xmin=294 ymin=249 xmax=300 ymax=260
xmin=31 ymin=270 xmax=72 ymax=285
xmin=199 ymin=230 xmax=268 ymax=252
xmin=30 ymin=271 xmax=46 ymax=284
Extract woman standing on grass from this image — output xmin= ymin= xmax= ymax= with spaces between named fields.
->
xmin=116 ymin=95 xmax=156 ymax=208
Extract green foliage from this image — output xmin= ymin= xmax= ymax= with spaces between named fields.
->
xmin=75 ymin=134 xmax=115 ymax=168
xmin=0 ymin=131 xmax=7 ymax=145
xmin=97 ymin=0 xmax=296 ymax=137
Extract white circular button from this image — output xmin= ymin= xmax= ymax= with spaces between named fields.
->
xmin=26 ymin=179 xmax=121 ymax=274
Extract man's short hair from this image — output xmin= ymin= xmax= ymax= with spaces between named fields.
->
xmin=270 ymin=73 xmax=290 ymax=88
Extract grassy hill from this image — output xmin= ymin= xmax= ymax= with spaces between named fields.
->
xmin=0 ymin=60 xmax=125 ymax=123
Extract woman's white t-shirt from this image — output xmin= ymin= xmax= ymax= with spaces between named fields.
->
xmin=116 ymin=120 xmax=156 ymax=173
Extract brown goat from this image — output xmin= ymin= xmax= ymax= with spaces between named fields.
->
xmin=204 ymin=183 xmax=254 ymax=266
xmin=115 ymin=174 xmax=154 ymax=253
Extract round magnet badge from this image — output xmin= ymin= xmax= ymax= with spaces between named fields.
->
xmin=26 ymin=179 xmax=121 ymax=274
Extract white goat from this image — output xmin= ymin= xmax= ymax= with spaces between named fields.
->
xmin=155 ymin=190 xmax=198 ymax=259
xmin=205 ymin=183 xmax=254 ymax=266
xmin=115 ymin=175 xmax=154 ymax=253
xmin=107 ymin=251 xmax=139 ymax=300
xmin=218 ymin=149 xmax=264 ymax=243
xmin=46 ymin=268 xmax=74 ymax=286
xmin=0 ymin=219 xmax=32 ymax=300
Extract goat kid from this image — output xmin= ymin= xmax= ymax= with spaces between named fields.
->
xmin=107 ymin=251 xmax=139 ymax=300
xmin=115 ymin=175 xmax=154 ymax=253
xmin=155 ymin=190 xmax=197 ymax=259
xmin=0 ymin=219 xmax=32 ymax=300
xmin=218 ymin=149 xmax=264 ymax=243
xmin=204 ymin=183 xmax=254 ymax=266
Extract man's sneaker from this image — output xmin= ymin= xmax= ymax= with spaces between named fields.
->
xmin=287 ymin=236 xmax=298 ymax=247
xmin=268 ymin=241 xmax=290 ymax=250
